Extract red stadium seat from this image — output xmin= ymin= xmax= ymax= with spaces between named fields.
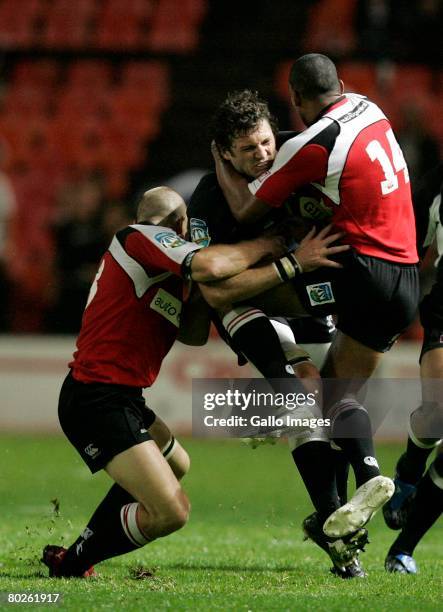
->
xmin=2 ymin=85 xmax=51 ymax=117
xmin=303 ymin=0 xmax=357 ymax=56
xmin=147 ymin=0 xmax=207 ymax=53
xmin=66 ymin=61 xmax=114 ymax=89
xmin=338 ymin=62 xmax=377 ymax=97
xmin=40 ymin=0 xmax=94 ymax=48
xmin=274 ymin=61 xmax=292 ymax=101
xmin=12 ymin=60 xmax=60 ymax=89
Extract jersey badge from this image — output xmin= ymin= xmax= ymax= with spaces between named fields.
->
xmin=190 ymin=218 xmax=211 ymax=247
xmin=154 ymin=231 xmax=186 ymax=249
xmin=150 ymin=288 xmax=181 ymax=327
xmin=299 ymin=196 xmax=333 ymax=221
xmin=306 ymin=282 xmax=336 ymax=306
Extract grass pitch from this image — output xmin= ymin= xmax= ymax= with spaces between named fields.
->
xmin=0 ymin=435 xmax=441 ymax=611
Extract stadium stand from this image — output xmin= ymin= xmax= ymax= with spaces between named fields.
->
xmin=0 ymin=0 xmax=440 ymax=332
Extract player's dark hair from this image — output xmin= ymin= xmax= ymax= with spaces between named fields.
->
xmin=212 ymin=89 xmax=278 ymax=152
xmin=289 ymin=54 xmax=340 ymax=100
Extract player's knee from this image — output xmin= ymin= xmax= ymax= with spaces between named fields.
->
xmin=161 ymin=492 xmax=190 ymax=534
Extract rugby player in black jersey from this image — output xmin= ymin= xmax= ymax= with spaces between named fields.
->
xmin=384 ymin=164 xmax=443 ymax=573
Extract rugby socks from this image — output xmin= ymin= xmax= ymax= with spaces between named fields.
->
xmin=332 ymin=448 xmax=350 ymax=505
xmin=330 ymin=400 xmax=380 ymax=487
xmin=292 ymin=441 xmax=340 ymax=525
xmin=222 ymin=308 xmax=298 ymax=391
xmin=389 ymin=454 xmax=443 ymax=556
xmin=395 ymin=435 xmax=436 ymax=485
xmin=60 ymin=484 xmax=148 ymax=576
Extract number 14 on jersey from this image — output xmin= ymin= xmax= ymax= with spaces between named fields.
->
xmin=366 ymin=128 xmax=409 ymax=196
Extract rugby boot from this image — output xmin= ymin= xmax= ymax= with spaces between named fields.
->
xmin=303 ymin=512 xmax=368 ymax=578
xmin=323 ymin=476 xmax=395 ymax=537
xmin=42 ymin=545 xmax=96 ymax=578
xmin=385 ymin=552 xmax=418 ymax=574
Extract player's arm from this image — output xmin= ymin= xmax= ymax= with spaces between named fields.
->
xmin=188 ymin=234 xmax=285 ymax=282
xmin=212 ymin=128 xmax=333 ymax=224
xmin=198 ymin=225 xmax=349 ymax=309
xmin=177 ymin=284 xmax=212 ymax=346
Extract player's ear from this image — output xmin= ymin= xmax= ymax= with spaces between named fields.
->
xmin=290 ymin=88 xmax=301 ymax=108
xmin=221 ymin=149 xmax=232 ymax=161
xmin=339 ymin=79 xmax=345 ymax=94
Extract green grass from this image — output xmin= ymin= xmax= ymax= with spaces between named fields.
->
xmin=0 ymin=436 xmax=441 ymax=611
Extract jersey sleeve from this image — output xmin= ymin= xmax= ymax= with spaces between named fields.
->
xmin=248 ymin=120 xmax=339 ymax=208
xmin=121 ymin=225 xmax=202 ymax=277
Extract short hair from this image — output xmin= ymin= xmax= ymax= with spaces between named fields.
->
xmin=289 ymin=54 xmax=340 ymax=100
xmin=212 ymin=89 xmax=278 ymax=152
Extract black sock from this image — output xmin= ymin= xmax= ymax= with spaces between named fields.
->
xmin=223 ymin=308 xmax=297 ymax=393
xmin=389 ymin=456 xmax=443 ymax=556
xmin=61 ymin=484 xmax=147 ymax=576
xmin=396 ymin=436 xmax=435 ymax=484
xmin=331 ymin=402 xmax=380 ymax=488
xmin=332 ymin=448 xmax=350 ymax=505
xmin=292 ymin=441 xmax=340 ymax=525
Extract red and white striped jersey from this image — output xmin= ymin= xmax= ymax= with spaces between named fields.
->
xmin=70 ymin=223 xmax=201 ymax=388
xmin=249 ymin=94 xmax=418 ymax=264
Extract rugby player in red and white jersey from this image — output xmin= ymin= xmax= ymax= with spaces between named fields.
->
xmin=212 ymin=54 xmax=420 ymax=539
xmin=42 ymin=185 xmax=345 ymax=578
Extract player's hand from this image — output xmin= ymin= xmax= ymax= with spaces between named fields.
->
xmin=211 ymin=140 xmax=244 ymax=182
xmin=210 ymin=140 xmax=223 ymax=163
xmin=292 ymin=224 xmax=350 ymax=272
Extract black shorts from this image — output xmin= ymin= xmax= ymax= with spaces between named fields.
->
xmin=288 ymin=315 xmax=336 ymax=344
xmin=58 ymin=372 xmax=156 ymax=473
xmin=292 ymin=250 xmax=419 ymax=352
xmin=419 ymin=272 xmax=443 ymax=362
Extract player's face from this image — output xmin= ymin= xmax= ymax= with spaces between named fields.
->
xmin=222 ymin=119 xmax=276 ymax=179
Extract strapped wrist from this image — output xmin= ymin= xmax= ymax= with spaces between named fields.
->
xmin=273 ymin=254 xmax=303 ymax=282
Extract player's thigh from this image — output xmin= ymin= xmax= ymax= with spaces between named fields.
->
xmin=105 ymin=440 xmax=185 ymax=518
xmin=247 ymin=283 xmax=308 ymax=317
xmin=322 ymin=330 xmax=383 ymax=380
xmin=421 ymin=347 xmax=443 ymax=380
xmin=148 ymin=415 xmax=190 ymax=479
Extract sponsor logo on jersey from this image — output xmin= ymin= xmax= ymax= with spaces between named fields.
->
xmin=257 ymin=169 xmax=272 ymax=183
xmin=150 ymin=288 xmax=181 ymax=327
xmin=338 ymin=100 xmax=369 ymax=123
xmin=306 ymin=282 xmax=336 ymax=306
xmin=299 ymin=196 xmax=333 ymax=220
xmin=190 ymin=218 xmax=211 ymax=247
xmin=154 ymin=231 xmax=186 ymax=249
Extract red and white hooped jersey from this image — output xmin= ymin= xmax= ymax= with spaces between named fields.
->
xmin=249 ymin=94 xmax=418 ymax=264
xmin=70 ymin=223 xmax=201 ymax=388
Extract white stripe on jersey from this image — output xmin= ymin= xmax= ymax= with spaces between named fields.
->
xmin=317 ymin=94 xmax=387 ymax=204
xmin=248 ymin=116 xmax=335 ymax=195
xmin=130 ymin=224 xmax=202 ymax=265
xmin=109 ymin=236 xmax=171 ymax=298
xmin=249 ymin=94 xmax=387 ymax=206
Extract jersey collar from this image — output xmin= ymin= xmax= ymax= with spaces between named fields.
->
xmin=315 ymin=95 xmax=347 ymax=123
